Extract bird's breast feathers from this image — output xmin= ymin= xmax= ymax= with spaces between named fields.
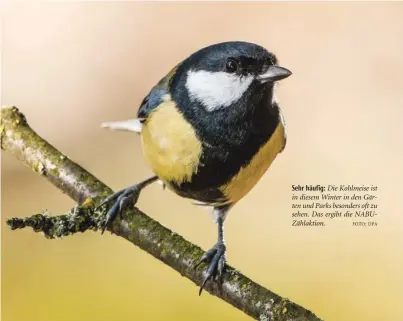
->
xmin=140 ymin=95 xmax=286 ymax=205
xmin=140 ymin=96 xmax=203 ymax=184
xmin=219 ymin=122 xmax=285 ymax=203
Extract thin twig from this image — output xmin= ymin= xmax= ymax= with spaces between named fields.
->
xmin=1 ymin=106 xmax=323 ymax=321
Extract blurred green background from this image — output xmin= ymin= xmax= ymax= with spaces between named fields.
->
xmin=2 ymin=2 xmax=403 ymax=321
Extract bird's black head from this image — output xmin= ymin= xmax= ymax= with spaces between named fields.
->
xmin=170 ymin=41 xmax=292 ymax=112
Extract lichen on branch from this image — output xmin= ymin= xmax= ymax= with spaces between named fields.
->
xmin=7 ymin=204 xmax=103 ymax=238
xmin=1 ymin=106 xmax=323 ymax=321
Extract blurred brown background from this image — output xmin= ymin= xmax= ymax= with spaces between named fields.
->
xmin=2 ymin=2 xmax=403 ymax=321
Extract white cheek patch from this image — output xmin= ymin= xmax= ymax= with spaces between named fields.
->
xmin=185 ymin=70 xmax=254 ymax=111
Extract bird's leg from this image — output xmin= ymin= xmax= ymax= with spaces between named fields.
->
xmin=96 ymin=176 xmax=159 ymax=234
xmin=195 ymin=206 xmax=230 ymax=295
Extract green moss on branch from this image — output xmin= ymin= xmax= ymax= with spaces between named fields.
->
xmin=1 ymin=106 xmax=111 ymax=204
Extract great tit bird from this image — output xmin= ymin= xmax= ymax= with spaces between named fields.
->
xmin=98 ymin=41 xmax=292 ymax=294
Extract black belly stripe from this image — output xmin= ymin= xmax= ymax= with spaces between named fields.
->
xmin=169 ymin=183 xmax=226 ymax=204
xmin=171 ymin=122 xmax=280 ymax=203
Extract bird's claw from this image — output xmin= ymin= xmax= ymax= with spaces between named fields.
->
xmin=195 ymin=242 xmax=226 ymax=295
xmin=97 ymin=185 xmax=141 ymax=234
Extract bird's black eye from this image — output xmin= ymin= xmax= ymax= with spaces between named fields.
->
xmin=226 ymin=59 xmax=238 ymax=73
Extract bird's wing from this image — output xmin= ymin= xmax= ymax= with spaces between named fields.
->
xmin=100 ymin=87 xmax=167 ymax=133
xmin=136 ymin=87 xmax=169 ymax=121
xmin=137 ymin=65 xmax=178 ymax=120
xmin=101 ymin=65 xmax=179 ymax=133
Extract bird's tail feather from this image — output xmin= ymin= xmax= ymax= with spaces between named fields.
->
xmin=101 ymin=119 xmax=143 ymax=133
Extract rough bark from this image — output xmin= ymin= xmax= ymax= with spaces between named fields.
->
xmin=1 ymin=106 xmax=323 ymax=321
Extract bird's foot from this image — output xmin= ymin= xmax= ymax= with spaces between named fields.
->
xmin=195 ymin=241 xmax=227 ymax=295
xmin=96 ymin=184 xmax=142 ymax=234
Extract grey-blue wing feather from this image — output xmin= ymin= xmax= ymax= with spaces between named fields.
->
xmin=137 ymin=87 xmax=168 ymax=120
xmin=137 ymin=65 xmax=178 ymax=120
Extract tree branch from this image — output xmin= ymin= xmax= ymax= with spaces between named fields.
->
xmin=1 ymin=106 xmax=323 ymax=321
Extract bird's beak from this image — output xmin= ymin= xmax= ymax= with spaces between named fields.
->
xmin=256 ymin=65 xmax=292 ymax=83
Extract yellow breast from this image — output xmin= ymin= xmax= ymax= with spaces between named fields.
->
xmin=140 ymin=97 xmax=202 ymax=184
xmin=219 ymin=122 xmax=285 ymax=204
xmin=141 ymin=97 xmax=285 ymax=205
